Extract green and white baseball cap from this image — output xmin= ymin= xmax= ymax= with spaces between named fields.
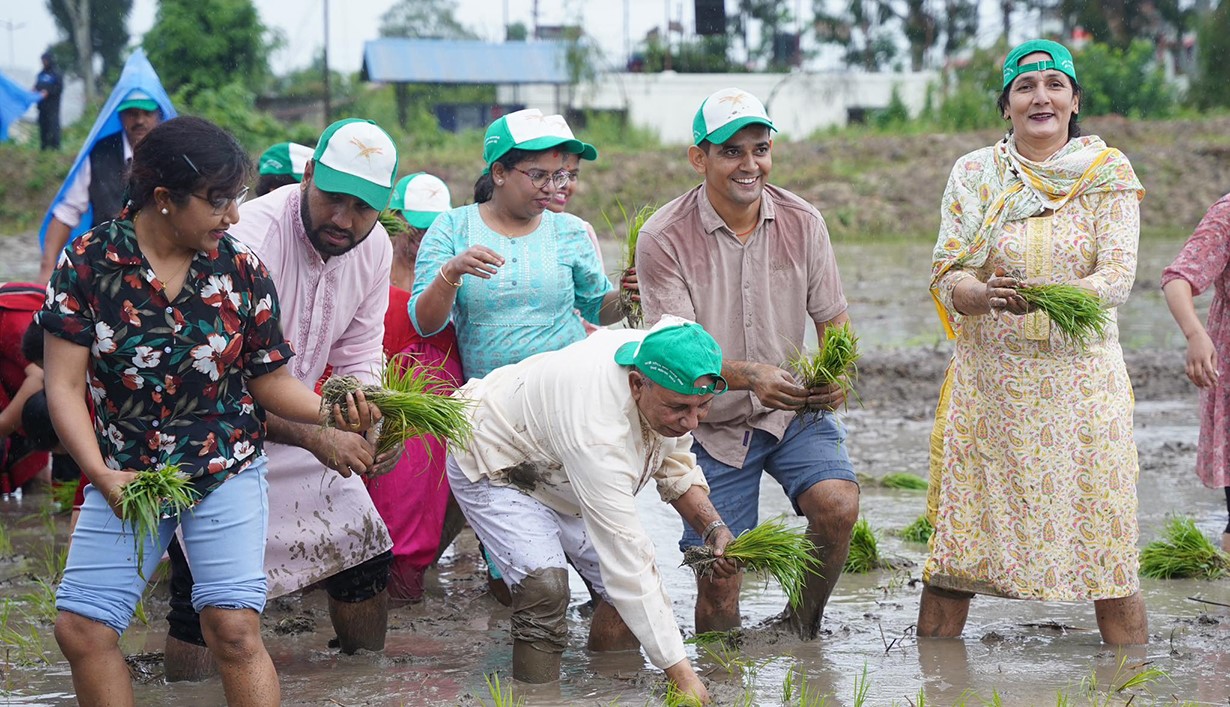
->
xmin=258 ymin=142 xmax=314 ymax=180
xmin=482 ymin=109 xmax=597 ymax=170
xmin=614 ymin=315 xmax=727 ymax=396
xmin=1002 ymin=39 xmax=1077 ymax=88
xmin=390 ymin=172 xmax=452 ymax=229
xmin=692 ymin=87 xmax=776 ymax=146
xmin=117 ymin=89 xmax=159 ymax=114
xmin=311 ymin=118 xmax=399 ymax=210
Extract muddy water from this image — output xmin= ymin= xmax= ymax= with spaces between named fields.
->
xmin=0 ymin=235 xmax=1227 ymax=705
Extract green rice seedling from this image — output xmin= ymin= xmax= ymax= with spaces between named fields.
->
xmin=880 ymin=473 xmax=928 ymax=491
xmin=118 ymin=463 xmax=198 ymax=574
xmin=844 ymin=518 xmax=883 ymax=574
xmin=661 ymin=681 xmax=703 ymax=707
xmin=681 ymin=515 xmax=820 ymax=608
xmin=20 ymin=578 xmax=57 ymax=625
xmin=898 ymin=515 xmax=934 ymax=544
xmin=783 ymin=666 xmax=833 ymax=707
xmin=1017 ymin=284 xmax=1110 ymax=349
xmin=788 ymin=322 xmax=860 ymax=415
xmin=50 ymin=480 xmax=79 ymax=514
xmin=851 ymin=663 xmax=871 ymax=707
xmin=604 ymin=202 xmax=657 ymax=329
xmin=319 ymin=358 xmax=473 ymax=464
xmin=377 ymin=210 xmax=410 ymax=237
xmin=1139 ymin=516 xmax=1230 ymax=579
xmin=0 ymin=599 xmax=46 ymax=666
xmin=0 ymin=523 xmax=11 ymax=558
xmin=479 ymin=672 xmax=524 ymax=707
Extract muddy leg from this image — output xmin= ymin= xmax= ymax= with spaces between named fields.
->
xmin=1093 ymin=592 xmax=1147 ymax=645
xmin=784 ymin=478 xmax=859 ymax=639
xmin=696 ymin=572 xmax=742 ymax=633
xmin=587 ymin=599 xmax=640 ymax=652
xmin=200 ymin=607 xmax=280 ymax=707
xmin=510 ymin=567 xmax=569 ymax=683
xmin=328 ymin=591 xmax=389 ymax=653
xmin=164 ymin=635 xmax=217 ymax=682
xmin=55 ymin=611 xmax=134 ymax=706
xmin=916 ymin=584 xmax=973 ymax=638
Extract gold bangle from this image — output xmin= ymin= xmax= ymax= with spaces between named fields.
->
xmin=438 ymin=267 xmax=462 ymax=288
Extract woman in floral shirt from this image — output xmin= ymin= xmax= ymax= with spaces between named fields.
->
xmin=39 ymin=116 xmax=374 ymax=706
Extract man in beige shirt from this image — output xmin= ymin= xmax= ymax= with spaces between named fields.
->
xmin=636 ymin=87 xmax=860 ymax=640
xmin=447 ymin=316 xmax=737 ymax=703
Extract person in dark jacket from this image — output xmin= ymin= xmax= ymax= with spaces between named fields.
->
xmin=34 ymin=52 xmax=62 ymax=151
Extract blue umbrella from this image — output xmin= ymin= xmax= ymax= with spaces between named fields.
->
xmin=38 ymin=48 xmax=177 ymax=251
xmin=0 ymin=69 xmax=41 ymax=142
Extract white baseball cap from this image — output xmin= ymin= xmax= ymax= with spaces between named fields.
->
xmin=692 ymin=88 xmax=776 ymax=146
xmin=389 ymin=172 xmax=452 ymax=229
xmin=311 ymin=119 xmax=399 ymax=210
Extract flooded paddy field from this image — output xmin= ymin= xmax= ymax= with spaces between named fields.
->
xmin=0 ymin=234 xmax=1226 ymax=705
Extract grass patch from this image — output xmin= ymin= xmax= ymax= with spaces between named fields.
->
xmin=843 ymin=518 xmax=883 ymax=574
xmin=118 ymin=463 xmax=199 ymax=575
xmin=788 ymin=322 xmax=860 ymax=415
xmin=898 ymin=515 xmax=935 ymax=544
xmin=1139 ymin=516 xmax=1230 ymax=579
xmin=0 ymin=599 xmax=47 ymax=666
xmin=0 ymin=523 xmax=12 ymax=558
xmin=1017 ymin=284 xmax=1110 ymax=349
xmin=681 ymin=516 xmax=820 ymax=608
xmin=879 ymin=472 xmax=928 ymax=491
xmin=320 ymin=358 xmax=474 ymax=462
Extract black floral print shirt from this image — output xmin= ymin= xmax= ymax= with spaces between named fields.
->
xmin=37 ymin=219 xmax=295 ymax=501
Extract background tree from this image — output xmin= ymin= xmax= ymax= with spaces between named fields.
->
xmin=379 ymin=0 xmax=478 ymax=39
xmin=813 ymin=0 xmax=977 ymax=71
xmin=1191 ymin=0 xmax=1230 ymax=109
xmin=730 ymin=0 xmax=796 ymax=70
xmin=45 ymin=0 xmax=94 ymax=105
xmin=143 ymin=0 xmax=274 ymax=98
xmin=48 ymin=0 xmax=132 ymax=89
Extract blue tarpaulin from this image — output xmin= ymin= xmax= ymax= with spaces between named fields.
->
xmin=362 ymin=39 xmax=570 ymax=85
xmin=0 ymin=70 xmax=41 ymax=142
xmin=38 ymin=48 xmax=177 ymax=251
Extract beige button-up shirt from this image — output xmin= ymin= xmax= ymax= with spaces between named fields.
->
xmin=637 ymin=184 xmax=847 ymax=467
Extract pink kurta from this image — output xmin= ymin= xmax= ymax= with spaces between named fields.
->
xmin=230 ymin=184 xmax=394 ymax=597
xmin=1161 ymin=192 xmax=1230 ymax=490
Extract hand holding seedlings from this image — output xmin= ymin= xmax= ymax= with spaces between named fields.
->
xmin=984 ymin=266 xmax=1029 ymax=315
xmin=327 ymin=388 xmax=381 ymax=434
xmin=703 ymin=524 xmax=740 ymax=579
xmin=747 ymin=363 xmax=811 ymax=410
xmin=310 ymin=426 xmax=377 ymax=478
xmin=620 ymin=266 xmax=639 ymax=304
xmin=443 ymin=245 xmax=504 ymax=282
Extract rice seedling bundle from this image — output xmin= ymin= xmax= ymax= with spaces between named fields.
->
xmin=682 ymin=515 xmax=820 ymax=608
xmin=377 ymin=210 xmax=411 ymax=237
xmin=118 ymin=463 xmax=199 ymax=572
xmin=843 ymin=517 xmax=882 ymax=574
xmin=607 ymin=202 xmax=657 ymax=329
xmin=319 ymin=358 xmax=473 ymax=468
xmin=789 ymin=322 xmax=860 ymax=415
xmin=1017 ymin=284 xmax=1110 ymax=349
xmin=898 ymin=514 xmax=934 ymax=544
xmin=880 ymin=472 xmax=928 ymax=491
xmin=1139 ymin=516 xmax=1230 ymax=579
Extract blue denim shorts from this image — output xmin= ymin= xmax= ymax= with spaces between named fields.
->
xmin=680 ymin=415 xmax=857 ymax=552
xmin=56 ymin=457 xmax=270 ymax=635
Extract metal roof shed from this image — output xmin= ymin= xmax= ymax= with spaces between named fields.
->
xmin=361 ymin=39 xmax=572 ymax=128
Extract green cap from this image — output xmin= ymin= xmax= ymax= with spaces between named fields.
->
xmin=390 ymin=172 xmax=452 ymax=229
xmin=614 ymin=316 xmax=727 ymax=396
xmin=482 ymin=109 xmax=598 ymax=170
xmin=1002 ymin=39 xmax=1077 ymax=89
xmin=258 ymin=142 xmax=314 ymax=180
xmin=116 ymin=89 xmax=159 ymax=114
xmin=692 ymin=87 xmax=776 ymax=146
xmin=311 ymin=119 xmax=399 ymax=211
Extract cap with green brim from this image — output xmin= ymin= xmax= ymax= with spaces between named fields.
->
xmin=116 ymin=89 xmax=159 ymax=114
xmin=482 ymin=109 xmax=598 ymax=172
xmin=1002 ymin=39 xmax=1077 ymax=89
xmin=311 ymin=118 xmax=399 ymax=211
xmin=390 ymin=172 xmax=452 ymax=229
xmin=614 ymin=315 xmax=727 ymax=396
xmin=258 ymin=142 xmax=314 ymax=180
xmin=692 ymin=87 xmax=776 ymax=146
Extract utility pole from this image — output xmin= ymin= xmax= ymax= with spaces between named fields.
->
xmin=323 ymin=0 xmax=331 ymax=125
xmin=0 ymin=19 xmax=26 ymax=68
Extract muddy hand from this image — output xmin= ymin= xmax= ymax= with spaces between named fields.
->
xmin=749 ymin=364 xmax=808 ymax=411
xmin=366 ymin=426 xmax=403 ymax=476
xmin=331 ymin=390 xmax=380 ymax=434
xmin=986 ymin=266 xmax=1026 ymax=315
xmin=803 ymin=381 xmax=846 ymax=412
xmin=707 ymin=527 xmax=740 ymax=579
xmin=621 ymin=267 xmax=640 ymax=303
xmin=313 ymin=427 xmax=375 ymax=478
xmin=93 ymin=467 xmax=139 ymax=519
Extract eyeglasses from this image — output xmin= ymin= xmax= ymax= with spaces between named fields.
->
xmin=189 ymin=185 xmax=249 ymax=215
xmin=511 ymin=167 xmax=572 ymax=190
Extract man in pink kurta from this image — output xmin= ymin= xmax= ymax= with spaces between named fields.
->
xmin=163 ymin=119 xmax=401 ymax=678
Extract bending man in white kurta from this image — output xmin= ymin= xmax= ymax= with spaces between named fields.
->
xmin=448 ymin=316 xmax=738 ymax=704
